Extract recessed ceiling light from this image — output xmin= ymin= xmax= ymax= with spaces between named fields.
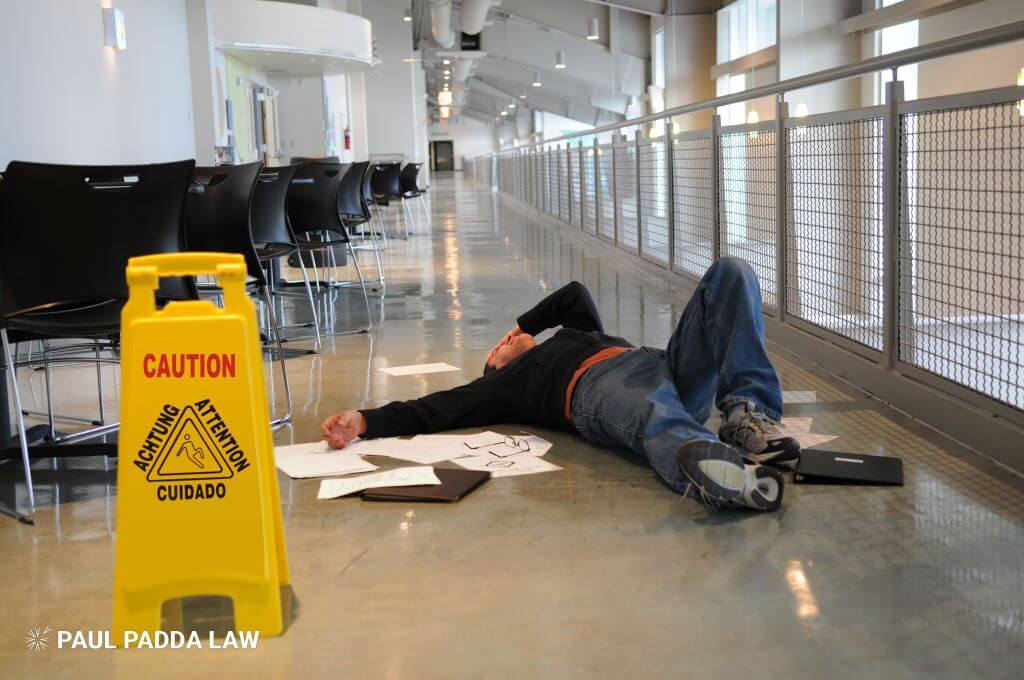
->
xmin=586 ymin=18 xmax=600 ymax=41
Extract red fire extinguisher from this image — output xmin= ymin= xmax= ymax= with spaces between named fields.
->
xmin=344 ymin=127 xmax=351 ymax=151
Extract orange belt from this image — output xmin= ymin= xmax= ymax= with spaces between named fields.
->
xmin=564 ymin=346 xmax=634 ymax=421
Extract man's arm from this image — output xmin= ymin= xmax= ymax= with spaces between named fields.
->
xmin=323 ymin=377 xmax=503 ymax=446
xmin=516 ymin=281 xmax=603 ymax=335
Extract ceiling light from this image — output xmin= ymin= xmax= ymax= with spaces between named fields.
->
xmin=532 ymin=71 xmax=542 ymax=87
xmin=500 ymin=110 xmax=508 ymax=116
xmin=439 ymin=105 xmax=450 ymax=118
xmin=586 ymin=17 xmax=599 ymax=41
xmin=403 ymin=9 xmax=412 ymax=22
xmin=443 ymin=58 xmax=451 ymax=65
xmin=443 ymin=69 xmax=451 ymax=75
xmin=519 ymin=91 xmax=527 ymax=100
xmin=438 ymin=90 xmax=453 ymax=106
xmin=508 ymin=103 xmax=516 ymax=109
xmin=403 ymin=56 xmax=421 ymax=63
xmin=102 ymin=7 xmax=127 ymax=50
xmin=555 ymin=51 xmax=566 ymax=69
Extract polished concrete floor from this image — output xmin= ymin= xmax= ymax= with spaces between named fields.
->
xmin=2 ymin=174 xmax=1023 ymax=678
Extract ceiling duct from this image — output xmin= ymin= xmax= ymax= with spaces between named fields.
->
xmin=430 ymin=0 xmax=456 ymax=49
xmin=460 ymin=0 xmax=500 ymax=36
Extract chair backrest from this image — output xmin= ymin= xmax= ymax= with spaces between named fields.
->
xmin=184 ymin=161 xmax=264 ymax=284
xmin=0 ymin=160 xmax=197 ymax=318
xmin=338 ymin=161 xmax=370 ymax=224
xmin=362 ymin=162 xmax=376 ymax=206
xmin=399 ymin=163 xmax=422 ymax=195
xmin=286 ymin=162 xmax=350 ymax=239
xmin=371 ymin=162 xmax=402 ymax=200
xmin=291 ymin=155 xmax=340 ymax=164
xmin=251 ymin=163 xmax=300 ymax=249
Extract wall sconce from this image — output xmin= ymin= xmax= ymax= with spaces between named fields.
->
xmin=103 ymin=7 xmax=127 ymax=50
xmin=586 ymin=18 xmax=600 ymax=41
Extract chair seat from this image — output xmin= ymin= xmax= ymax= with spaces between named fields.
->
xmin=7 ymin=299 xmax=124 ymax=339
xmin=294 ymin=232 xmax=349 ymax=248
xmin=256 ymin=242 xmax=297 ymax=261
xmin=403 ymin=190 xmax=421 ymax=198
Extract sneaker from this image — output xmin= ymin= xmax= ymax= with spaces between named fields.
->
xmin=676 ymin=439 xmax=784 ymax=511
xmin=719 ymin=400 xmax=801 ymax=470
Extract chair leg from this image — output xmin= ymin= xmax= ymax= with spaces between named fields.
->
xmin=94 ymin=341 xmax=106 ymax=425
xmin=346 ymin=241 xmax=373 ymax=329
xmin=418 ymin=194 xmax=432 ymax=233
xmin=2 ymin=329 xmax=35 ymax=522
xmin=261 ymin=285 xmax=292 ymax=426
xmin=295 ymin=256 xmax=322 ymax=352
xmin=402 ymin=200 xmax=413 ymax=238
xmin=42 ymin=340 xmax=56 ymax=441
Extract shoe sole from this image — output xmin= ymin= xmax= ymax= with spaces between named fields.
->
xmin=677 ymin=440 xmax=783 ymax=511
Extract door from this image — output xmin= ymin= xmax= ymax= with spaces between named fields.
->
xmin=432 ymin=141 xmax=454 ymax=172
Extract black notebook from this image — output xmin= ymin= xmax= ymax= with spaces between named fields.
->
xmin=794 ymin=449 xmax=904 ymax=486
xmin=361 ymin=468 xmax=490 ymax=502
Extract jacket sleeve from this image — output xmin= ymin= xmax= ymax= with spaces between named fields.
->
xmin=516 ymin=281 xmax=603 ymax=335
xmin=359 ymin=377 xmax=503 ymax=438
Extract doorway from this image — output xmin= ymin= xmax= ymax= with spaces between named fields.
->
xmin=431 ymin=141 xmax=454 ymax=172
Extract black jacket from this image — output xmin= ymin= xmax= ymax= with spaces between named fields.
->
xmin=360 ymin=281 xmax=633 ymax=437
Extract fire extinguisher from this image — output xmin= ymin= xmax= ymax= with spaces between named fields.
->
xmin=344 ymin=127 xmax=351 ymax=151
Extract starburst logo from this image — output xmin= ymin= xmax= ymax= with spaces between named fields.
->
xmin=25 ymin=626 xmax=51 ymax=652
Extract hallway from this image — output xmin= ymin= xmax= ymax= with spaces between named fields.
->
xmin=2 ymin=174 xmax=1023 ymax=677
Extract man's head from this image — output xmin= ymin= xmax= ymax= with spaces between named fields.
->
xmin=484 ymin=332 xmax=537 ymax=374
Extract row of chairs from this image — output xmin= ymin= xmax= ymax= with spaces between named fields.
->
xmin=0 ymin=157 xmax=429 ymax=519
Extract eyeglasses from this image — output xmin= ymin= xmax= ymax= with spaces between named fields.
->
xmin=463 ymin=435 xmax=531 ymax=457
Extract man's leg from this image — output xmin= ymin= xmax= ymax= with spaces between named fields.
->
xmin=666 ymin=256 xmax=783 ymax=420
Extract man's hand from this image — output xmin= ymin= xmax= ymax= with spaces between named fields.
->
xmin=321 ymin=411 xmax=367 ymax=449
xmin=489 ymin=325 xmax=522 ymax=357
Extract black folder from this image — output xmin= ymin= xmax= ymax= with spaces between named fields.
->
xmin=361 ymin=468 xmax=490 ymax=502
xmin=793 ymin=449 xmax=904 ymax=486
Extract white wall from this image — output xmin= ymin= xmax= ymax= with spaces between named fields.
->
xmin=430 ymin=118 xmax=497 ymax=171
xmin=269 ymin=75 xmax=329 ymax=161
xmin=0 ymin=0 xmax=196 ymax=167
xmin=360 ymin=0 xmax=427 ymax=163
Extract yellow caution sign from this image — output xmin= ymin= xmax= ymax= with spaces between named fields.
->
xmin=113 ymin=253 xmax=290 ymax=640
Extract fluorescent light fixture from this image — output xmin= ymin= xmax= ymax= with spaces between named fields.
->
xmin=403 ymin=9 xmax=412 ymax=22
xmin=500 ymin=110 xmax=508 ymax=116
xmin=102 ymin=7 xmax=127 ymax=50
xmin=508 ymin=103 xmax=516 ymax=109
xmin=532 ymin=71 xmax=542 ymax=87
xmin=438 ymin=90 xmax=453 ymax=106
xmin=586 ymin=18 xmax=599 ymax=41
xmin=442 ymin=58 xmax=451 ymax=65
xmin=439 ymin=105 xmax=451 ymax=118
xmin=555 ymin=51 xmax=566 ymax=69
xmin=443 ymin=69 xmax=451 ymax=76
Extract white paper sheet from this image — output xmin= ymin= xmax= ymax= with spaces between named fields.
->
xmin=377 ymin=362 xmax=461 ymax=376
xmin=274 ymin=441 xmax=378 ymax=479
xmin=460 ymin=431 xmax=554 ymax=457
xmin=317 ymin=466 xmax=441 ymax=499
xmin=782 ymin=390 xmax=817 ymax=404
xmin=780 ymin=417 xmax=838 ymax=449
xmin=454 ymin=452 xmax=562 ymax=478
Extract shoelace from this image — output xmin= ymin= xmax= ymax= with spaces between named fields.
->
xmin=745 ymin=410 xmax=782 ymax=439
xmin=683 ymin=479 xmax=722 ymax=512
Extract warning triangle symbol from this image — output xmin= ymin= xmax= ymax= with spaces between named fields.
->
xmin=147 ymin=405 xmax=234 ymax=482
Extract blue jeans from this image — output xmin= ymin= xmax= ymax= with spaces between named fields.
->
xmin=570 ymin=257 xmax=783 ymax=494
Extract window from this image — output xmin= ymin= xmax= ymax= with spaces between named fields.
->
xmin=653 ymin=29 xmax=665 ymax=90
xmin=874 ymin=0 xmax=919 ymax=103
xmin=715 ymin=0 xmax=777 ymax=124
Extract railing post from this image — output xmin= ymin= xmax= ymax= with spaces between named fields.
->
xmin=665 ymin=119 xmax=675 ymax=272
xmin=578 ymin=141 xmax=585 ymax=230
xmin=593 ymin=137 xmax=601 ymax=236
xmin=775 ymin=95 xmax=789 ymax=322
xmin=635 ymin=127 xmax=643 ymax=258
xmin=711 ymin=113 xmax=722 ymax=261
xmin=611 ymin=133 xmax=619 ymax=245
xmin=882 ymin=78 xmax=905 ymax=370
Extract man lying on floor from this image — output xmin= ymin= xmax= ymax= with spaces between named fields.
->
xmin=322 ymin=256 xmax=800 ymax=511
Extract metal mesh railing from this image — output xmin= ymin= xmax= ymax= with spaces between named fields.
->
xmin=598 ymin=145 xmax=615 ymax=241
xmin=547 ymin=149 xmax=557 ymax=215
xmin=569 ymin=145 xmax=582 ymax=228
xmin=898 ymin=100 xmax=1024 ymax=409
xmin=614 ymin=142 xmax=639 ymax=252
xmin=542 ymin=150 xmax=551 ymax=213
xmin=719 ymin=125 xmax=778 ymax=308
xmin=638 ymin=138 xmax=669 ymax=264
xmin=583 ymin=147 xmax=597 ymax=234
xmin=671 ymin=132 xmax=715 ymax=279
xmin=786 ymin=114 xmax=885 ymax=351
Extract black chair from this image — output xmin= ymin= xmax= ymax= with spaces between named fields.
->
xmin=371 ymin=162 xmax=410 ymax=239
xmin=291 ymin=156 xmax=340 ymax=164
xmin=0 ymin=159 xmax=198 ymax=520
xmin=251 ymin=164 xmax=322 ymax=350
xmin=286 ymin=162 xmax=373 ymax=331
xmin=338 ymin=161 xmax=384 ymax=285
xmin=363 ymin=164 xmax=390 ymax=248
xmin=184 ymin=161 xmax=295 ymax=425
xmin=400 ymin=162 xmax=432 ymax=232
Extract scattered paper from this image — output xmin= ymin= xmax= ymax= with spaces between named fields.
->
xmin=274 ymin=441 xmax=378 ymax=479
xmin=782 ymin=390 xmax=817 ymax=404
xmin=318 ymin=466 xmax=441 ymax=499
xmin=378 ymin=362 xmax=461 ymax=376
xmin=454 ymin=452 xmax=562 ymax=478
xmin=781 ymin=417 xmax=838 ymax=449
xmin=343 ymin=435 xmax=467 ymax=465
